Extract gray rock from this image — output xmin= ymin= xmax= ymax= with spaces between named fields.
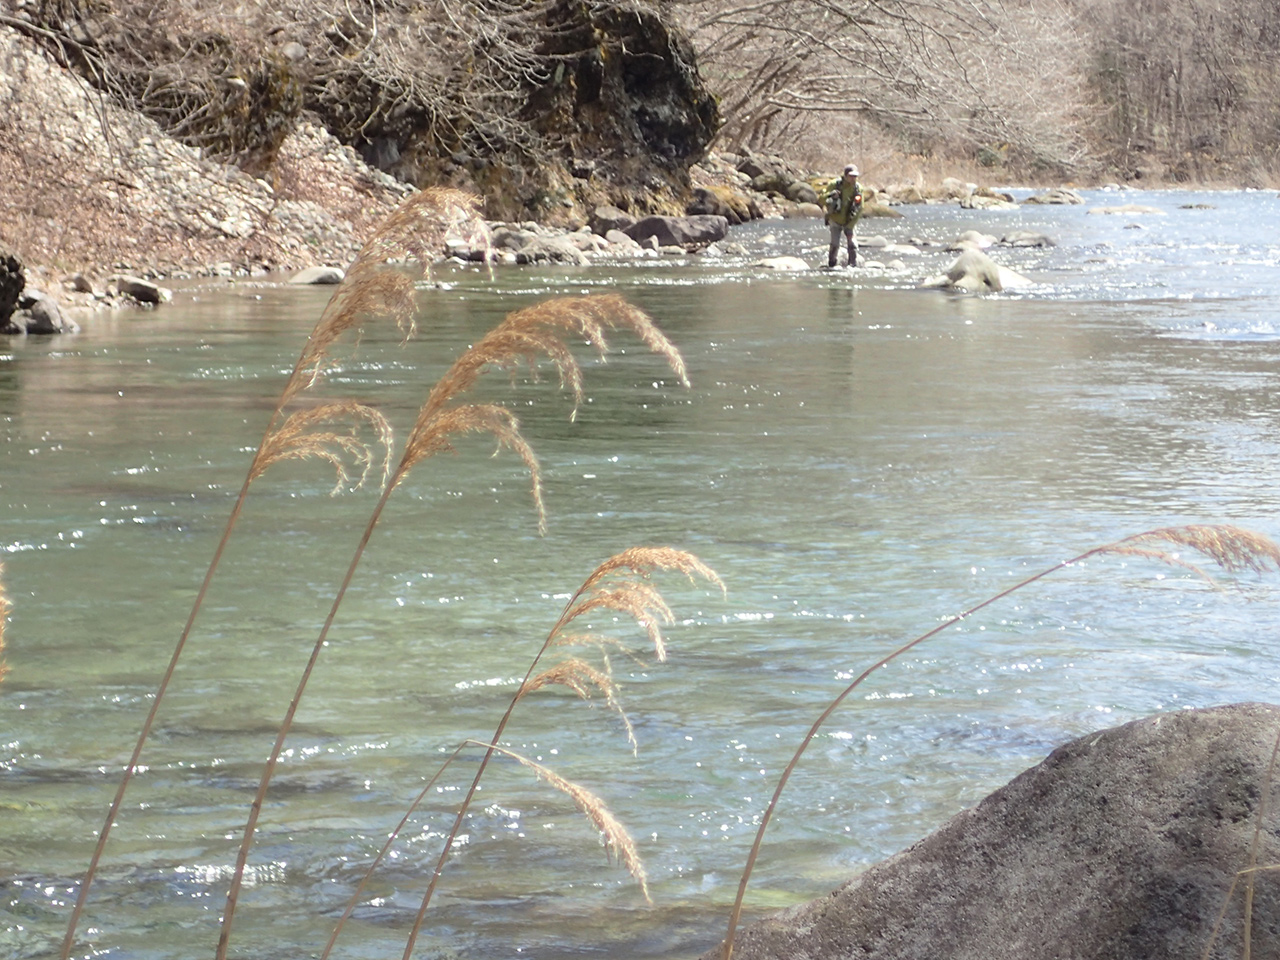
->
xmin=114 ymin=275 xmax=173 ymax=303
xmin=709 ymin=703 xmax=1280 ymax=960
xmin=784 ymin=180 xmax=819 ymax=205
xmin=1000 ymin=230 xmax=1057 ymax=248
xmin=784 ymin=202 xmax=823 ymax=219
xmin=288 ymin=266 xmax=345 ymax=285
xmin=749 ymin=172 xmax=791 ymax=195
xmin=13 ymin=287 xmax=78 ymax=334
xmin=564 ymin=229 xmax=609 ymax=254
xmin=490 ymin=226 xmax=536 ymax=252
xmin=589 ymin=204 xmax=635 ymax=236
xmin=1023 ymin=187 xmax=1085 ymax=205
xmin=64 ymin=272 xmax=96 ymax=294
xmin=921 ymin=248 xmax=1031 ymax=293
xmin=604 ymin=228 xmax=641 ymax=251
xmin=687 ymin=187 xmax=741 ymax=222
xmin=946 ymin=229 xmax=997 ymax=251
xmin=960 ymin=193 xmax=1018 ymax=209
xmin=752 ymin=256 xmax=809 ymax=271
xmin=514 ymin=235 xmax=589 ymax=265
xmin=624 ymin=215 xmax=728 ymax=247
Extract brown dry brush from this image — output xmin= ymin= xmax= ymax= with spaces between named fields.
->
xmin=214 ymin=296 xmax=691 ymax=960
xmin=59 ymin=187 xmax=487 ymax=960
xmin=317 ymin=549 xmax=723 ymax=960
xmin=718 ymin=523 xmax=1280 ymax=960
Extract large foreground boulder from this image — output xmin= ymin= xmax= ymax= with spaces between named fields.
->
xmin=705 ymin=703 xmax=1280 ymax=960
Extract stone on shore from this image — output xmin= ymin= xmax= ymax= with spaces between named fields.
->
xmin=706 ymin=703 xmax=1280 ymax=960
xmin=1023 ymin=187 xmax=1085 ymax=205
xmin=589 ymin=204 xmax=636 ymax=236
xmin=113 ymin=275 xmax=173 ymax=304
xmin=289 ymin=266 xmax=346 ymax=285
xmin=14 ymin=287 xmax=78 ymax=334
xmin=624 ymin=215 xmax=729 ymax=247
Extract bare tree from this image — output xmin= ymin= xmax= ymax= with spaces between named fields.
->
xmin=1078 ymin=0 xmax=1280 ymax=181
xmin=672 ymin=0 xmax=1092 ymax=172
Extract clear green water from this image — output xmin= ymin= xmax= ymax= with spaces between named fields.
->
xmin=6 ymin=191 xmax=1280 ymax=960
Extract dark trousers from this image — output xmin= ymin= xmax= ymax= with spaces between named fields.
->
xmin=828 ymin=221 xmax=858 ymax=267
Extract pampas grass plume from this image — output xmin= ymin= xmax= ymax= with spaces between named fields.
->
xmin=470 ymin=742 xmax=651 ymax=902
xmin=0 ymin=562 xmax=10 ymax=682
xmin=252 ymin=401 xmax=394 ymax=493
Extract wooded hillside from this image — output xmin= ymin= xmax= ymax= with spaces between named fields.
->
xmin=3 ymin=0 xmax=1277 ymax=244
xmin=678 ymin=0 xmax=1280 ymax=185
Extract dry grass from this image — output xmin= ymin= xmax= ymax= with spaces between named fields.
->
xmin=0 ymin=561 xmax=10 ymax=683
xmin=59 ymin=186 xmax=489 ymax=960
xmin=348 ymin=186 xmax=492 ymax=278
xmin=477 ymin=742 xmax=650 ymax=900
xmin=1104 ymin=524 xmax=1280 ymax=579
xmin=316 ymin=548 xmax=721 ymax=960
xmin=250 ymin=401 xmax=393 ymax=493
xmin=213 ymin=288 xmax=692 ymax=960
xmin=287 ymin=269 xmax=421 ymax=400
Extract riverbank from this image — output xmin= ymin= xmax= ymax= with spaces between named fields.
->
xmin=0 ymin=22 xmax=1259 ymax=329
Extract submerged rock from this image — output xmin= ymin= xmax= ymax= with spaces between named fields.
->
xmin=752 ymin=256 xmax=809 ymax=271
xmin=1088 ymin=203 xmax=1168 ymax=216
xmin=707 ymin=703 xmax=1280 ymax=960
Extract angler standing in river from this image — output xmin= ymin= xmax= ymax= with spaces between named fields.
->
xmin=824 ymin=164 xmax=864 ymax=268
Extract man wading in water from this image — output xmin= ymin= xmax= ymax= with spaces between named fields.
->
xmin=824 ymin=164 xmax=864 ymax=268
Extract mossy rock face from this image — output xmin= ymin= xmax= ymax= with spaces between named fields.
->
xmin=0 ymin=244 xmax=24 ymax=333
xmin=304 ymin=0 xmax=719 ymax=224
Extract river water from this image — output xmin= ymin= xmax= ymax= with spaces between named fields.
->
xmin=5 ymin=188 xmax=1280 ymax=960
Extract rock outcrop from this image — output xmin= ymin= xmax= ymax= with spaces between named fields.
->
xmin=304 ymin=0 xmax=719 ymax=227
xmin=0 ymin=244 xmax=22 ymax=333
xmin=705 ymin=703 xmax=1280 ymax=960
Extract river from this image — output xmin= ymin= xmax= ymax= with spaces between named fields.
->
xmin=4 ymin=187 xmax=1280 ymax=960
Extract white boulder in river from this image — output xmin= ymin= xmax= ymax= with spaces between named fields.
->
xmin=920 ymin=248 xmax=1032 ymax=293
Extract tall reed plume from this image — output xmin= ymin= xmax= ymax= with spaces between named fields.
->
xmin=719 ymin=523 xmax=1280 ymax=960
xmin=214 ymin=296 xmax=690 ymax=960
xmin=0 ymin=561 xmax=10 ymax=683
xmin=60 ymin=188 xmax=488 ymax=960
xmin=318 ymin=549 xmax=724 ymax=960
